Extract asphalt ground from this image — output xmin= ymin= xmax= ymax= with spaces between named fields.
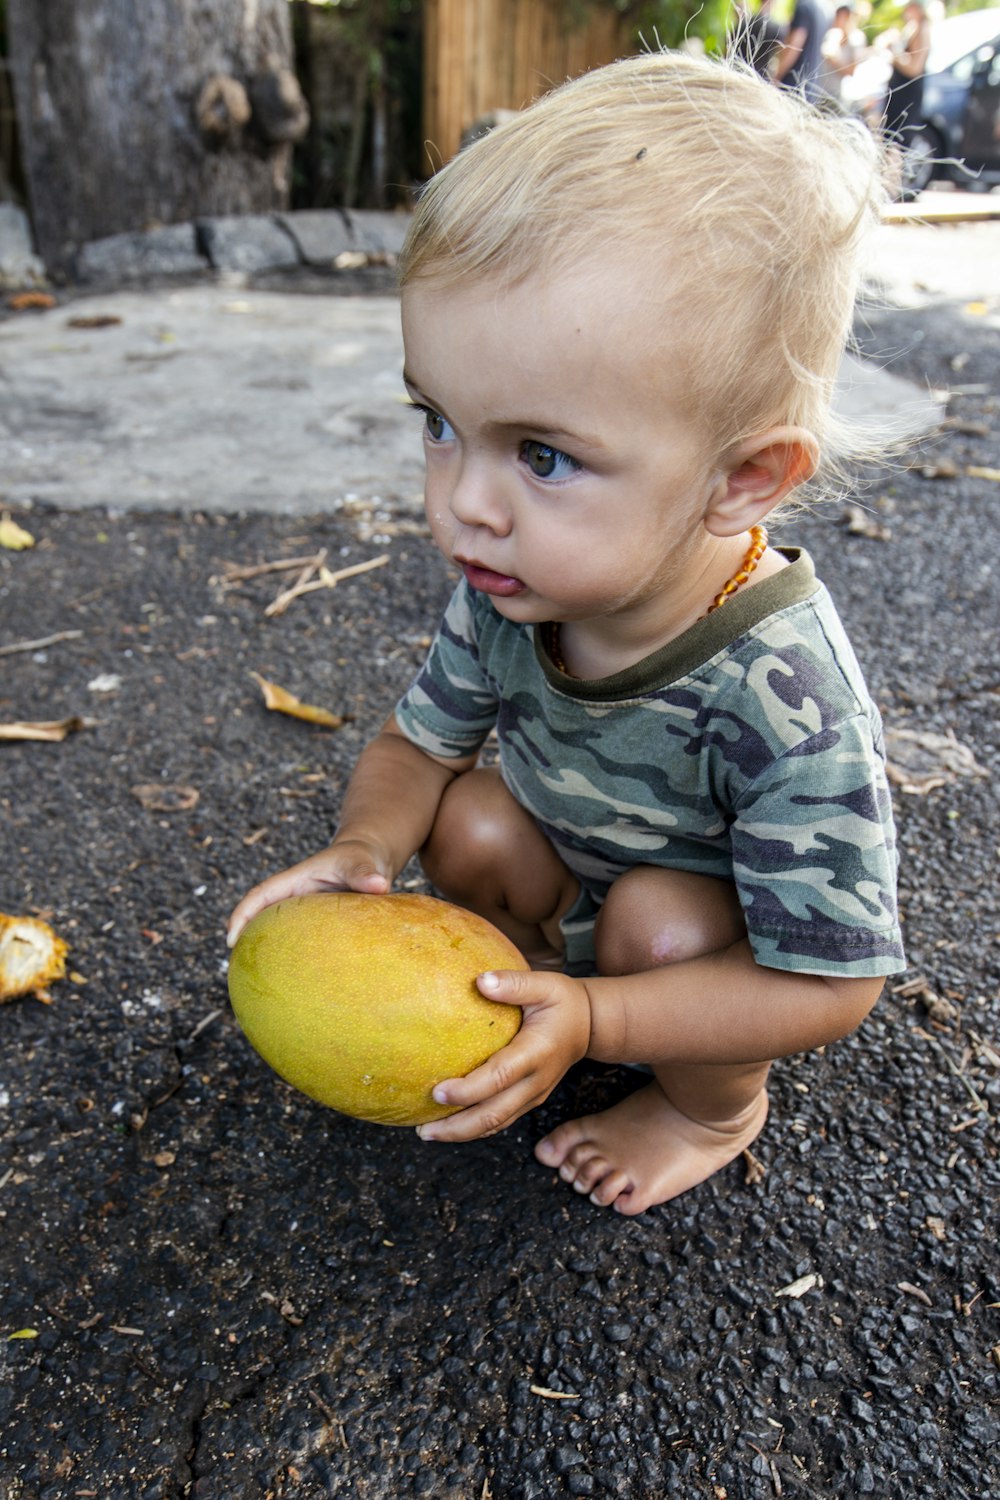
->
xmin=1 ymin=233 xmax=999 ymax=1498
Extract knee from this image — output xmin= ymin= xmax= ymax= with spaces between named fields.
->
xmin=595 ymin=866 xmax=745 ymax=976
xmin=420 ymin=768 xmax=520 ymax=891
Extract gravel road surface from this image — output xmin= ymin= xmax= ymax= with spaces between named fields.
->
xmin=1 ymin=222 xmax=998 ymax=1499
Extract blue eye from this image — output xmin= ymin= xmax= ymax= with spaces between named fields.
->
xmin=408 ymin=402 xmax=455 ymax=444
xmin=521 ymin=440 xmax=581 ymax=481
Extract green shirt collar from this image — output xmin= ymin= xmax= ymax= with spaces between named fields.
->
xmin=533 ymin=547 xmax=819 ymax=700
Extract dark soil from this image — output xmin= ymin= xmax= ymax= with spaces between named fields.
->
xmin=1 ymin=288 xmax=998 ymax=1500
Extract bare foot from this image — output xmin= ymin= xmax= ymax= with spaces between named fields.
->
xmin=534 ymin=1081 xmax=769 ymax=1215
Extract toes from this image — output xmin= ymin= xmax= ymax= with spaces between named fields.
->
xmin=611 ymin=1182 xmax=648 ymax=1217
xmin=564 ymin=1150 xmax=607 ymax=1196
xmin=590 ymin=1169 xmax=633 ymax=1209
xmin=534 ymin=1122 xmax=586 ymax=1169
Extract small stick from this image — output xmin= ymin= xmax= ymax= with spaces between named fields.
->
xmin=266 ymin=553 xmax=390 ymax=618
xmin=215 ymin=553 xmax=325 ymax=585
xmin=185 ymin=1008 xmax=223 ymax=1046
xmin=913 ymin=1026 xmax=986 ymax=1112
xmin=0 ymin=629 xmax=83 ymax=658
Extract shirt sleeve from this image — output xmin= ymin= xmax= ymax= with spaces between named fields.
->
xmin=393 ymin=581 xmax=500 ymax=760
xmin=730 ymin=711 xmax=906 ymax=978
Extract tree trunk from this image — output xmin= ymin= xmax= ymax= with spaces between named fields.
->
xmin=6 ymin=0 xmax=308 ymax=272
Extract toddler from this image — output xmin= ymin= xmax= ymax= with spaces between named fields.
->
xmin=229 ymin=51 xmax=905 ymax=1214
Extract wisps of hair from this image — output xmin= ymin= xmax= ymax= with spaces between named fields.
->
xmin=400 ymin=50 xmax=893 ymax=505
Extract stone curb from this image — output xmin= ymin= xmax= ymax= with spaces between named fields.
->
xmin=71 ymin=208 xmax=411 ymax=286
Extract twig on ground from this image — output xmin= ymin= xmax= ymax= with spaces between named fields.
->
xmin=912 ymin=1026 xmax=987 ymax=1112
xmin=185 ymin=1009 xmax=223 ymax=1046
xmin=0 ymin=629 xmax=83 ymax=658
xmin=265 ymin=553 xmax=390 ymax=618
xmin=211 ymin=552 xmax=325 ymax=586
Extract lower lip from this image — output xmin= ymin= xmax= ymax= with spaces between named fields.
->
xmin=462 ymin=563 xmax=526 ymax=597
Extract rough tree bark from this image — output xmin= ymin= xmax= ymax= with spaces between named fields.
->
xmin=6 ymin=0 xmax=309 ymax=271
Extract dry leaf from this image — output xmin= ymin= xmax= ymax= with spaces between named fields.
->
xmin=970 ymin=1032 xmax=1000 ymax=1069
xmin=921 ymin=990 xmax=960 ymax=1026
xmin=742 ymin=1146 xmax=766 ymax=1185
xmin=842 ymin=504 xmax=891 ymax=541
xmin=0 ymin=912 xmax=69 ymax=1002
xmin=6 ymin=291 xmax=55 ymax=311
xmin=918 ymin=458 xmax=959 ymax=480
xmin=776 ymin=1272 xmax=822 ymax=1299
xmin=0 ymin=717 xmax=90 ymax=743
xmin=67 ymin=315 xmax=123 ymax=329
xmin=0 ymin=513 xmax=35 ymax=550
xmin=884 ymin=726 xmax=987 ymax=796
xmin=251 ymin=673 xmax=350 ymax=729
xmin=940 ymin=418 xmax=989 ymax=437
xmin=131 ymin=783 xmax=200 ymax=813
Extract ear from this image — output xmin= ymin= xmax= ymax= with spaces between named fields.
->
xmin=704 ymin=427 xmax=819 ymax=538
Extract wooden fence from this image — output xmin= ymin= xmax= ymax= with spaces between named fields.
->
xmin=422 ymin=0 xmax=636 ymax=171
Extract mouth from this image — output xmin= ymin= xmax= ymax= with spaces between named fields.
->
xmin=460 ymin=562 xmax=526 ymax=597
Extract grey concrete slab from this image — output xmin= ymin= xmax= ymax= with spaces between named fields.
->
xmin=0 ymin=286 xmax=425 ymax=515
xmin=0 ymin=280 xmax=946 ymax=519
xmin=19 ymin=201 xmax=1000 ymax=517
xmin=835 ymin=350 xmax=944 ymax=442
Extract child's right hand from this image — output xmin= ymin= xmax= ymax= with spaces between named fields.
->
xmin=226 ymin=838 xmax=392 ymax=949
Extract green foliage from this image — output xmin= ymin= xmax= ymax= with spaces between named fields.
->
xmin=623 ymin=0 xmax=737 ymax=55
xmin=559 ymin=0 xmax=734 ymax=54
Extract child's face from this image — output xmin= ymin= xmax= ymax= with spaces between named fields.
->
xmin=400 ymin=263 xmax=723 ymax=634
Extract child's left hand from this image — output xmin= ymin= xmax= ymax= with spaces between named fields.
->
xmin=416 ymin=969 xmax=593 ymax=1143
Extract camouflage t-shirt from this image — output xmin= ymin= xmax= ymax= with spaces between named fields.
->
xmin=395 ymin=549 xmax=905 ymax=979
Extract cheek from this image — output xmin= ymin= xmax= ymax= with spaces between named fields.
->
xmin=423 ymin=486 xmax=455 ymax=546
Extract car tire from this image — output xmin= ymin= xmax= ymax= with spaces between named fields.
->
xmin=900 ymin=125 xmax=942 ymax=199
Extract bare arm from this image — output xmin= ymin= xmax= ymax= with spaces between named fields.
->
xmin=773 ymin=25 xmax=807 ymax=82
xmin=421 ymin=939 xmax=883 ymax=1141
xmin=227 ymin=714 xmax=475 ymax=944
xmin=892 ymin=21 xmax=930 ymax=79
xmin=584 ymin=939 xmax=883 ymax=1067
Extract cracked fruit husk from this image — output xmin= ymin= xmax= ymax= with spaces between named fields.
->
xmin=0 ymin=913 xmax=68 ymax=1001
xmin=227 ymin=892 xmax=526 ymax=1126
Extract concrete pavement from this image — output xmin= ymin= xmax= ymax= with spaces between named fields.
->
xmin=3 ymin=213 xmax=999 ymax=517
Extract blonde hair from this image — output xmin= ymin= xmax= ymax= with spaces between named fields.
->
xmin=400 ymin=50 xmax=889 ymax=501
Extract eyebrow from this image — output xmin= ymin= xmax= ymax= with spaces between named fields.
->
xmin=401 ymin=371 xmax=606 ymax=452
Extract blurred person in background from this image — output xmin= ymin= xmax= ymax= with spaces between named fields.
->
xmin=881 ymin=0 xmax=933 ymax=142
xmin=730 ymin=0 xmax=785 ymax=77
xmin=773 ymin=0 xmax=831 ymax=101
xmin=819 ymin=2 xmax=871 ymax=105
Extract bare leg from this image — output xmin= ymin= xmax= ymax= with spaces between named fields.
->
xmin=420 ymin=767 xmax=580 ymax=966
xmin=535 ymin=866 xmax=770 ymax=1214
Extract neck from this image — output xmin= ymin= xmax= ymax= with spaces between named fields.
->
xmin=550 ymin=527 xmax=773 ymax=679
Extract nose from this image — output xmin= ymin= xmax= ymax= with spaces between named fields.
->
xmin=444 ymin=456 xmax=512 ymax=537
